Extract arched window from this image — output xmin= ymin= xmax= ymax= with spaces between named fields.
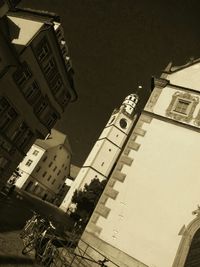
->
xmin=172 ymin=214 xmax=200 ymax=267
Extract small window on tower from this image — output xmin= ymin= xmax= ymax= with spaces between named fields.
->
xmin=109 ymin=116 xmax=116 ymax=125
xmin=119 ymin=118 xmax=127 ymax=129
xmin=101 ymin=162 xmax=104 ymax=166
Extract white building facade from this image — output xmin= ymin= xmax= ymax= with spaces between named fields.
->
xmin=77 ymin=59 xmax=200 ymax=267
xmin=60 ymin=94 xmax=139 ymax=211
xmin=15 ymin=129 xmax=71 ymax=203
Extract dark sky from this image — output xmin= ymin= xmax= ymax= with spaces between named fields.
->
xmin=20 ymin=0 xmax=200 ymax=166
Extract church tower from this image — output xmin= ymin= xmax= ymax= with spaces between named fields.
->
xmin=60 ymin=92 xmax=139 ymax=211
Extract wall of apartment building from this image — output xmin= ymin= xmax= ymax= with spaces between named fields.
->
xmin=15 ymin=144 xmax=45 ymax=188
xmin=0 ymin=15 xmax=75 ymax=188
xmin=22 ymin=145 xmax=71 ymax=202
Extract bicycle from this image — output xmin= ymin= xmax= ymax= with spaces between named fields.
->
xmin=21 ymin=217 xmax=50 ymax=255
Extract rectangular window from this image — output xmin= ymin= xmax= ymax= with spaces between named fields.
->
xmin=34 ymin=97 xmax=48 ymax=116
xmin=57 ymin=90 xmax=71 ymax=108
xmin=22 ymin=81 xmax=41 ymax=105
xmin=47 ymin=175 xmax=51 ymax=181
xmin=43 ymin=156 xmax=47 ymax=162
xmin=43 ymin=58 xmax=56 ymax=77
xmin=18 ymin=129 xmax=34 ymax=150
xmin=10 ymin=122 xmax=28 ymax=142
xmin=13 ymin=63 xmax=32 ymax=87
xmin=33 ymin=150 xmax=39 ymax=156
xmin=52 ymin=179 xmax=56 ymax=185
xmin=46 ymin=112 xmax=58 ymax=128
xmin=174 ymin=99 xmax=191 ymax=115
xmin=0 ymin=156 xmax=9 ymax=168
xmin=48 ymin=162 xmax=53 ymax=167
xmin=25 ymin=159 xmax=33 ymax=166
xmin=42 ymin=171 xmax=47 ymax=177
xmin=0 ymin=97 xmax=9 ymax=115
xmin=36 ymin=166 xmax=41 ymax=172
xmin=57 ymin=170 xmax=61 ymax=176
xmin=0 ymin=107 xmax=18 ymax=130
xmin=36 ymin=39 xmax=50 ymax=62
xmin=50 ymin=74 xmax=63 ymax=95
xmin=53 ymin=166 xmax=57 ymax=172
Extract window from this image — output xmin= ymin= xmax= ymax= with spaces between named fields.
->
xmin=62 ymin=176 xmax=66 ymax=181
xmin=50 ymin=74 xmax=63 ymax=95
xmin=0 ymin=107 xmax=17 ymax=130
xmin=43 ymin=58 xmax=56 ymax=77
xmin=53 ymin=166 xmax=57 ymax=172
xmin=47 ymin=175 xmax=51 ymax=181
xmin=42 ymin=171 xmax=47 ymax=177
xmin=57 ymin=170 xmax=61 ymax=176
xmin=10 ymin=122 xmax=27 ymax=142
xmin=34 ymin=97 xmax=48 ymax=116
xmin=54 ymin=155 xmax=57 ymax=160
xmin=52 ymin=179 xmax=56 ymax=185
xmin=36 ymin=166 xmax=41 ymax=172
xmin=166 ymin=92 xmax=199 ymax=123
xmin=0 ymin=156 xmax=8 ymax=168
xmin=43 ymin=156 xmax=47 ymax=162
xmin=101 ymin=162 xmax=104 ymax=166
xmin=13 ymin=63 xmax=32 ymax=87
xmin=57 ymin=90 xmax=70 ymax=108
xmin=25 ymin=159 xmax=33 ymax=166
xmin=22 ymin=81 xmax=41 ymax=105
xmin=43 ymin=110 xmax=58 ymax=128
xmin=0 ymin=97 xmax=9 ymax=115
xmin=18 ymin=129 xmax=34 ymax=150
xmin=48 ymin=162 xmax=53 ymax=167
xmin=36 ymin=39 xmax=50 ymax=62
xmin=174 ymin=99 xmax=191 ymax=114
xmin=57 ymin=184 xmax=62 ymax=189
xmin=33 ymin=150 xmax=39 ymax=156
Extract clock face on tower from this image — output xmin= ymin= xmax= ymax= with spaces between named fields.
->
xmin=119 ymin=118 xmax=127 ymax=129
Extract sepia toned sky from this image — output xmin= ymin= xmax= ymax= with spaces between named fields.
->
xmin=20 ymin=0 xmax=200 ymax=166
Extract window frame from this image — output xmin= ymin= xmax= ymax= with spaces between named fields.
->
xmin=166 ymin=91 xmax=199 ymax=123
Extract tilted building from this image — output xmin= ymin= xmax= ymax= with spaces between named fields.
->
xmin=0 ymin=3 xmax=77 ymax=189
xmin=60 ymin=93 xmax=139 ymax=211
xmin=72 ymin=59 xmax=200 ymax=267
xmin=15 ymin=129 xmax=72 ymax=204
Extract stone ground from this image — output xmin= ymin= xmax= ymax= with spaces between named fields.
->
xmin=0 ymin=230 xmax=37 ymax=267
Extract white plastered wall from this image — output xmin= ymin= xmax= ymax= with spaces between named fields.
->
xmin=95 ymin=118 xmax=200 ymax=267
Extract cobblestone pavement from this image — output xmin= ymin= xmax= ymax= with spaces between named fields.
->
xmin=0 ymin=230 xmax=38 ymax=266
xmin=0 ymin=189 xmax=74 ymax=266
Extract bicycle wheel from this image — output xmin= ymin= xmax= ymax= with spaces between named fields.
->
xmin=22 ymin=240 xmax=35 ymax=255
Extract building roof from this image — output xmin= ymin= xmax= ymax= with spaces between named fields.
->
xmin=70 ymin=164 xmax=80 ymax=180
xmin=35 ymin=129 xmax=72 ymax=153
xmin=7 ymin=15 xmax=43 ymax=46
xmin=163 ymin=58 xmax=200 ymax=74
